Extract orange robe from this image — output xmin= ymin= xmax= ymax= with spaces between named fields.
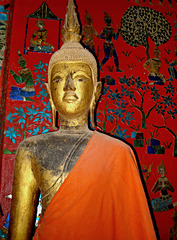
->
xmin=34 ymin=131 xmax=157 ymax=240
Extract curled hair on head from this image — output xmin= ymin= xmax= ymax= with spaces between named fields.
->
xmin=48 ymin=0 xmax=98 ymax=89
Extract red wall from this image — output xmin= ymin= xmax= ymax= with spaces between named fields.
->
xmin=0 ymin=0 xmax=177 ymax=239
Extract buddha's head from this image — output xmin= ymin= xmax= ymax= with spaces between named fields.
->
xmin=48 ymin=0 xmax=101 ymax=128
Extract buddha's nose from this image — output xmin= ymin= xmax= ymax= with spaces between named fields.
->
xmin=63 ymin=74 xmax=76 ymax=91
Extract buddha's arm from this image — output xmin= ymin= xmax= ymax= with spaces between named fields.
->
xmin=8 ymin=143 xmax=39 ymax=240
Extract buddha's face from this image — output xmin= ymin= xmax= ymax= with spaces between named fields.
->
xmin=50 ymin=62 xmax=94 ymax=119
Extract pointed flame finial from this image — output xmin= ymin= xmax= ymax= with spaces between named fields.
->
xmin=62 ymin=0 xmax=81 ymax=43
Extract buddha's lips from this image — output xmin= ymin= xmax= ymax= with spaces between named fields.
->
xmin=63 ymin=92 xmax=79 ymax=102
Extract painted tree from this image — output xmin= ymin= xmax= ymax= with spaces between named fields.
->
xmin=151 ymin=81 xmax=177 ymax=156
xmin=96 ymin=76 xmax=135 ymax=139
xmin=121 ymin=6 xmax=171 ymax=59
xmin=118 ymin=75 xmax=158 ymax=129
xmin=118 ymin=74 xmax=177 ymax=143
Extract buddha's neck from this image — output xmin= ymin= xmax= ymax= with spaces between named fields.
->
xmin=59 ymin=114 xmax=90 ymax=132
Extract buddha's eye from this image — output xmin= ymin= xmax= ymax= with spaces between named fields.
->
xmin=74 ymin=75 xmax=88 ymax=82
xmin=52 ymin=76 xmax=63 ymax=83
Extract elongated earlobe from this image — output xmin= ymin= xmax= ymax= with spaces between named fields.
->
xmin=90 ymin=82 xmax=102 ymax=128
xmin=45 ymin=83 xmax=57 ymax=129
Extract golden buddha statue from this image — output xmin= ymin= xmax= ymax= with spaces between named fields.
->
xmin=8 ymin=0 xmax=157 ymax=239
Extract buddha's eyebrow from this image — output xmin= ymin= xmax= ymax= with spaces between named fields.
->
xmin=52 ymin=71 xmax=66 ymax=79
xmin=73 ymin=71 xmax=91 ymax=79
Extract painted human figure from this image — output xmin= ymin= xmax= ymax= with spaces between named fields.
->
xmin=151 ymin=160 xmax=177 ymax=212
xmin=143 ymin=47 xmax=165 ymax=85
xmin=10 ymin=51 xmax=35 ymax=99
xmin=100 ymin=12 xmax=123 ymax=72
xmin=30 ymin=19 xmax=54 ymax=52
xmin=82 ymin=10 xmax=99 ymax=53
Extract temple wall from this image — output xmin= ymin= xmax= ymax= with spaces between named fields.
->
xmin=0 ymin=0 xmax=177 ymax=239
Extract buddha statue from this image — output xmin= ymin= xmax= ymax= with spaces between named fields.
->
xmin=8 ymin=0 xmax=157 ymax=239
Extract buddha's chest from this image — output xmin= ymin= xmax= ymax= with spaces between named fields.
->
xmin=34 ymin=135 xmax=89 ymax=173
xmin=31 ymin=133 xmax=91 ymax=211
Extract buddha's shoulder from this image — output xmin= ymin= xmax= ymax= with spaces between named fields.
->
xmin=95 ymin=132 xmax=136 ymax=166
xmin=17 ymin=131 xmax=60 ymax=151
xmin=96 ymin=131 xmax=131 ymax=151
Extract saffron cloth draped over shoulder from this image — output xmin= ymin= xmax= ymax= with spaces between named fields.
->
xmin=34 ymin=131 xmax=157 ymax=240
